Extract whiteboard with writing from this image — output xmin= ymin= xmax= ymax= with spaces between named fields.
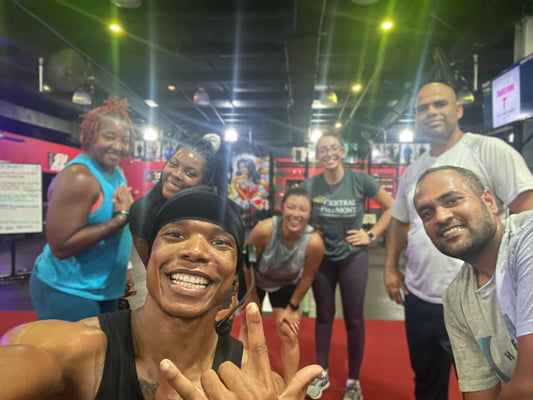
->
xmin=0 ymin=163 xmax=43 ymax=234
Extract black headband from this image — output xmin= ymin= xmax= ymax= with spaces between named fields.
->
xmin=150 ymin=187 xmax=244 ymax=273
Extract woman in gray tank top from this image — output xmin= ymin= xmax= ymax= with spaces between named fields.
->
xmin=241 ymin=187 xmax=324 ymax=384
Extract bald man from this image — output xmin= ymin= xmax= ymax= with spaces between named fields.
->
xmin=383 ymin=82 xmax=533 ymax=399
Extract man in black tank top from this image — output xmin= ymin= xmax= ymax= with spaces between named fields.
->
xmin=1 ymin=187 xmax=322 ymax=399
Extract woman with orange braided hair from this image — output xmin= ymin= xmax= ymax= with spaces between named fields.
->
xmin=30 ymin=96 xmax=136 ymax=322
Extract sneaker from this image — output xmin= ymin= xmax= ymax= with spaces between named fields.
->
xmin=306 ymin=371 xmax=330 ymax=399
xmin=343 ymin=382 xmax=363 ymax=400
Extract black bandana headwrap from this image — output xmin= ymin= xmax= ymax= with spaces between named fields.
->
xmin=149 ymin=187 xmax=244 ymax=273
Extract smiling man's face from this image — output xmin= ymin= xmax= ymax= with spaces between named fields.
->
xmin=415 ymin=83 xmax=463 ymax=144
xmin=414 ymin=169 xmax=498 ymax=262
xmin=146 ymin=219 xmax=237 ymax=318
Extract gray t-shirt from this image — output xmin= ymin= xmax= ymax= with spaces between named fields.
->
xmin=255 ymin=216 xmax=313 ymax=291
xmin=304 ymin=168 xmax=380 ymax=262
xmin=443 ymin=211 xmax=533 ymax=392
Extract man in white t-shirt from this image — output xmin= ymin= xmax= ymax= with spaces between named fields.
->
xmin=383 ymin=82 xmax=533 ymax=400
xmin=413 ymin=166 xmax=533 ymax=399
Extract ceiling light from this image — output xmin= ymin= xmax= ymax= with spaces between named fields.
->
xmin=167 ymin=85 xmax=176 ymax=91
xmin=43 ymin=84 xmax=51 ymax=92
xmin=381 ymin=20 xmax=394 ymax=31
xmin=143 ymin=126 xmax=158 ymax=141
xmin=320 ymin=87 xmax=338 ymax=106
xmin=351 ymin=83 xmax=362 ymax=92
xmin=109 ymin=23 xmax=122 ymax=33
xmin=224 ymin=128 xmax=238 ymax=142
xmin=334 ymin=121 xmax=343 ymax=129
xmin=193 ymin=87 xmax=210 ymax=106
xmin=144 ymin=99 xmax=159 ymax=108
xmin=311 ymin=129 xmax=323 ymax=143
xmin=72 ymin=87 xmax=92 ymax=105
xmin=110 ymin=0 xmax=142 ymax=8
xmin=399 ymin=129 xmax=414 ymax=143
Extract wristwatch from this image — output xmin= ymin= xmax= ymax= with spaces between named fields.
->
xmin=367 ymin=231 xmax=376 ymax=242
xmin=288 ymin=302 xmax=299 ymax=311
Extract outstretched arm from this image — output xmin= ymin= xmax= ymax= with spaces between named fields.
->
xmin=1 ymin=318 xmax=106 ymax=400
xmin=0 ymin=344 xmax=65 ymax=399
xmin=160 ymin=302 xmax=323 ymax=399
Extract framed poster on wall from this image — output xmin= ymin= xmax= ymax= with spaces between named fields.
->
xmin=229 ymin=154 xmax=269 ymax=210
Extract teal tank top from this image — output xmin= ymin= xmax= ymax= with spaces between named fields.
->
xmin=34 ymin=153 xmax=132 ymax=300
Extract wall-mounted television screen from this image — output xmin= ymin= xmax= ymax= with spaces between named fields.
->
xmin=482 ymin=53 xmax=533 ymax=131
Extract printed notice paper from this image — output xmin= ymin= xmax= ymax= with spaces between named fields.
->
xmin=0 ymin=163 xmax=43 ymax=234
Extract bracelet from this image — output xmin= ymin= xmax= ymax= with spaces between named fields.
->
xmin=113 ymin=210 xmax=130 ymax=221
xmin=288 ymin=302 xmax=299 ymax=311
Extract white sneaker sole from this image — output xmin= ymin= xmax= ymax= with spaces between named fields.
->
xmin=306 ymin=381 xmax=330 ymax=399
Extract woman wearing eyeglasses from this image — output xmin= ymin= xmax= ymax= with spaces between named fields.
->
xmin=303 ymin=133 xmax=394 ymax=400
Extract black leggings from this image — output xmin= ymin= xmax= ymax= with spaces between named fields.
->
xmin=312 ymin=254 xmax=369 ymax=379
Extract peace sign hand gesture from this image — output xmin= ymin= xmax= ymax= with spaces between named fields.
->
xmin=159 ymin=302 xmax=322 ymax=399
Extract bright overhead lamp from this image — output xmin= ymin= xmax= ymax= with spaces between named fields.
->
xmin=311 ymin=129 xmax=323 ymax=143
xmin=143 ymin=126 xmax=159 ymax=141
xmin=144 ymin=99 xmax=159 ymax=108
xmin=399 ymin=129 xmax=414 ymax=143
xmin=381 ymin=20 xmax=394 ymax=31
xmin=109 ymin=23 xmax=122 ymax=33
xmin=334 ymin=121 xmax=343 ymax=129
xmin=193 ymin=87 xmax=210 ymax=106
xmin=167 ymin=85 xmax=176 ymax=91
xmin=72 ymin=87 xmax=92 ymax=105
xmin=224 ymin=128 xmax=238 ymax=143
xmin=351 ymin=83 xmax=362 ymax=92
xmin=320 ymin=87 xmax=338 ymax=106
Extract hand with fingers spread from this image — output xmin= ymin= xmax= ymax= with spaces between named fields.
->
xmin=160 ymin=302 xmax=323 ymax=400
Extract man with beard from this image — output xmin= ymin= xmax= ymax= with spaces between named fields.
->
xmin=384 ymin=81 xmax=533 ymax=400
xmin=414 ymin=166 xmax=533 ymax=400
